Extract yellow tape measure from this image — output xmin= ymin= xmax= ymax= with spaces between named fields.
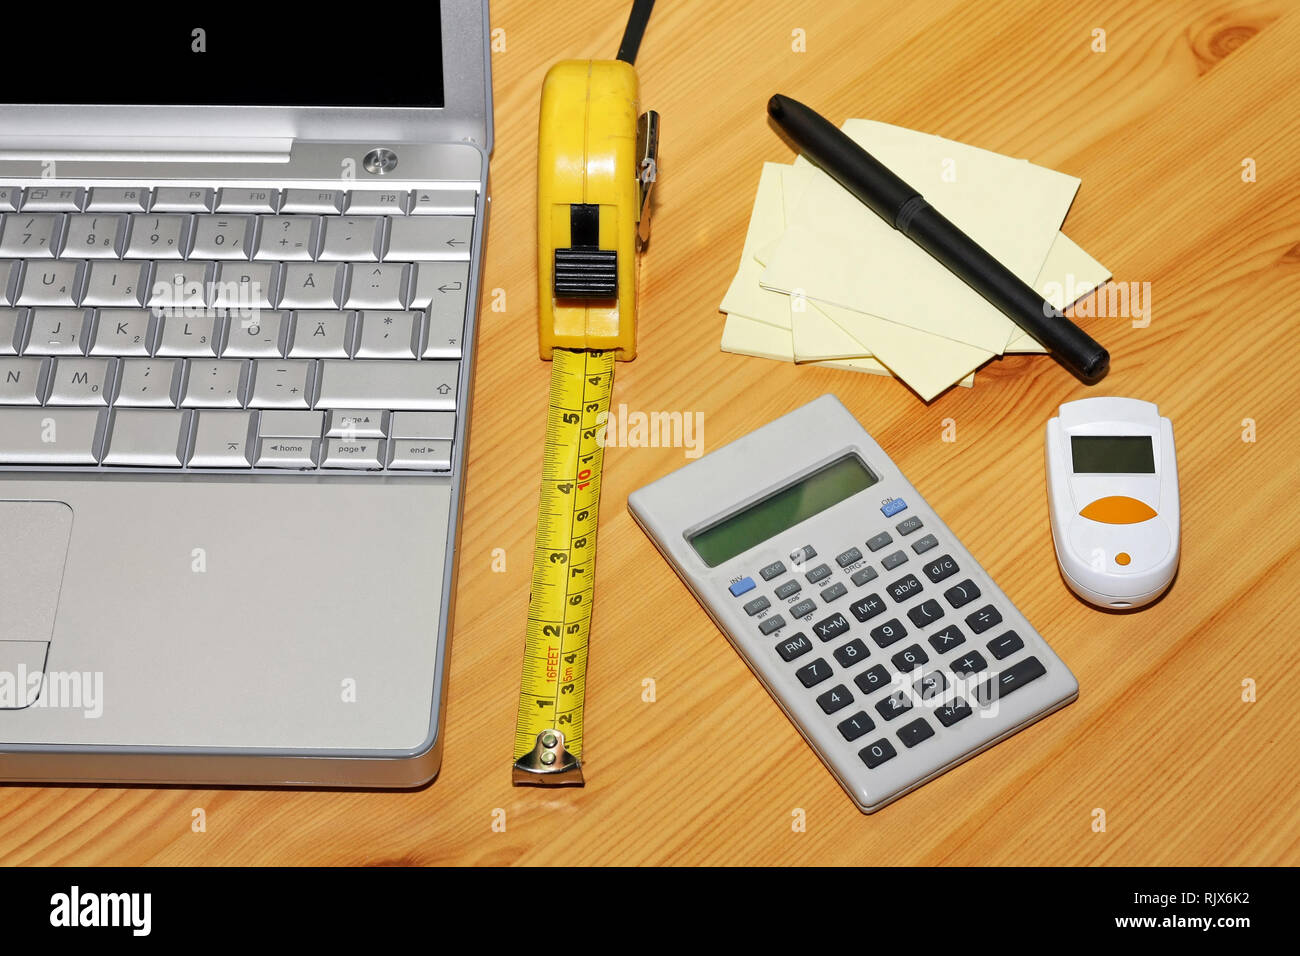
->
xmin=512 ymin=348 xmax=615 ymax=783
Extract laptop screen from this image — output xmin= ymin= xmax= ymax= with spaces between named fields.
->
xmin=9 ymin=11 xmax=445 ymax=108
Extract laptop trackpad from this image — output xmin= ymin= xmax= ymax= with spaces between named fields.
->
xmin=0 ymin=501 xmax=73 ymax=709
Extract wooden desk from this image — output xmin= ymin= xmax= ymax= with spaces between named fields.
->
xmin=3 ymin=0 xmax=1297 ymax=865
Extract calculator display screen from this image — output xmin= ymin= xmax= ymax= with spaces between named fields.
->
xmin=1070 ymin=436 xmax=1155 ymax=474
xmin=689 ymin=456 xmax=878 ymax=567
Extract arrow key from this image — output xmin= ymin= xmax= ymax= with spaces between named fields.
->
xmin=384 ymin=215 xmax=472 ymax=261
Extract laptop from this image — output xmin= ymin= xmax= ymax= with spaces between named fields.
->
xmin=0 ymin=1 xmax=492 ymax=785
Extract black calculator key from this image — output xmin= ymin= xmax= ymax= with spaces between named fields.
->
xmin=836 ymin=546 xmax=863 ymax=568
xmin=838 ymin=711 xmax=875 ymax=741
xmin=854 ymin=664 xmax=892 ymax=694
xmin=866 ymin=531 xmax=893 ymax=552
xmin=850 ymin=592 xmax=887 ymax=622
xmin=805 ymin=562 xmax=832 ymax=584
xmin=774 ymin=579 xmax=802 ymax=600
xmin=914 ymin=669 xmax=949 ymax=700
xmin=851 ymin=566 xmax=879 ymax=587
xmin=775 ymin=632 xmax=813 ymax=662
xmin=859 ymin=738 xmax=897 ymax=769
xmin=795 ymin=658 xmax=833 ymax=688
xmin=891 ymin=643 xmax=929 ymax=672
xmin=759 ymin=614 xmax=786 ymax=635
xmin=789 ymin=598 xmax=817 ymax=619
xmin=987 ymin=630 xmax=1024 ymax=660
xmin=975 ymin=655 xmax=1046 ymax=705
xmin=965 ymin=604 xmax=1003 ymax=634
xmin=944 ymin=579 xmax=981 ymax=608
xmin=922 ymin=554 xmax=960 ymax=584
xmin=790 ymin=545 xmax=816 ymax=564
xmin=817 ymin=684 xmax=854 ymax=714
xmin=906 ymin=598 xmax=945 ymax=628
xmin=936 ymin=697 xmax=973 ymax=727
xmin=895 ymin=515 xmax=923 ymax=536
xmin=951 ymin=650 xmax=988 ymax=676
xmin=820 ymin=582 xmax=848 ymax=603
xmin=898 ymin=717 xmax=935 ymax=748
xmin=812 ymin=612 xmax=849 ymax=642
xmin=833 ymin=638 xmax=870 ymax=668
xmin=927 ymin=624 xmax=966 ymax=654
xmin=743 ymin=595 xmax=771 ymax=616
xmin=885 ymin=573 xmax=924 ymax=603
xmin=870 ymin=618 xmax=908 ymax=648
xmin=874 ymin=690 xmax=913 ymax=721
xmin=760 ymin=561 xmax=786 ymax=581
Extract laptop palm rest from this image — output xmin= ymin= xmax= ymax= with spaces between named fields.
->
xmin=0 ymin=501 xmax=72 ymax=709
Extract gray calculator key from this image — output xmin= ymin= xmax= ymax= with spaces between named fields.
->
xmin=758 ymin=615 xmax=786 ymax=636
xmin=805 ymin=562 xmax=831 ymax=584
xmin=836 ymin=547 xmax=863 ymax=568
xmin=789 ymin=598 xmax=816 ymax=619
xmin=0 ymin=407 xmax=104 ymax=464
xmin=882 ymin=550 xmax=908 ymax=570
xmin=896 ymin=515 xmax=924 ymax=536
xmin=774 ymin=579 xmax=801 ymax=600
xmin=101 ymin=408 xmax=190 ymax=466
xmin=851 ymin=566 xmax=879 ymax=587
xmin=743 ymin=596 xmax=771 ymax=616
xmin=820 ymin=582 xmax=847 ymax=603
xmin=912 ymin=534 xmax=939 ymax=554
xmin=759 ymin=560 xmax=786 ymax=581
xmin=866 ymin=532 xmax=892 ymax=552
xmin=789 ymin=545 xmax=816 ymax=564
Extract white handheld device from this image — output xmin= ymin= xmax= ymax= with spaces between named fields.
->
xmin=1046 ymin=397 xmax=1180 ymax=609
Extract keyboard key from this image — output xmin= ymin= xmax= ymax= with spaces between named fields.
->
xmin=880 ymin=498 xmax=907 ymax=518
xmin=854 ymin=663 xmax=892 ymax=695
xmin=346 ymin=190 xmax=408 ymax=215
xmin=759 ymin=560 xmax=786 ymax=581
xmin=389 ymin=411 xmax=454 ymax=439
xmin=774 ymin=579 xmax=801 ymax=600
xmin=922 ymin=554 xmax=960 ymax=584
xmin=46 ymin=357 xmax=113 ymax=405
xmin=804 ymin=562 xmax=831 ymax=584
xmin=321 ymin=437 xmax=385 ymax=469
xmin=881 ymin=549 xmax=908 ymax=570
xmin=223 ymin=311 xmax=288 ymax=358
xmin=837 ymin=711 xmax=875 ymax=742
xmin=987 ymin=630 xmax=1025 ymax=661
xmin=885 ymin=573 xmax=923 ymax=603
xmin=911 ymin=533 xmax=939 ymax=554
xmin=914 ymin=670 xmax=949 ymax=701
xmin=728 ymin=577 xmax=755 ymax=597
xmin=0 ymin=188 xmax=18 ymax=212
xmin=281 ymin=189 xmax=342 ymax=214
xmin=180 ymin=359 xmax=249 ymax=408
xmin=0 ymin=309 xmax=22 ymax=354
xmin=0 ymin=407 xmax=103 ymax=464
xmin=17 ymin=261 xmax=83 ymax=307
xmin=850 ymin=566 xmax=878 ymax=587
xmin=22 ymin=308 xmax=89 ymax=354
xmin=935 ymin=698 xmax=973 ymax=727
xmin=279 ymin=263 xmax=344 ymax=310
xmin=254 ymin=437 xmax=319 ymax=469
xmin=410 ymin=259 xmax=468 ymax=312
xmin=819 ymin=582 xmax=847 ymax=603
xmin=789 ymin=598 xmax=816 ymax=619
xmin=975 ymin=656 xmax=1047 ymax=707
xmin=114 ymin=359 xmax=179 ymax=407
xmin=314 ymin=359 xmax=458 ymax=410
xmin=325 ymin=408 xmax=389 ymax=439
xmin=774 ymin=632 xmax=813 ymax=662
xmin=895 ymin=515 xmax=923 ymax=536
xmin=795 ymin=658 xmax=833 ymax=688
xmin=849 ymin=592 xmax=886 ymax=622
xmin=758 ymin=614 xmax=786 ymax=636
xmin=319 ymin=216 xmax=382 ymax=261
xmin=81 ymin=261 xmax=147 ymax=307
xmin=891 ymin=643 xmax=929 ymax=673
xmin=155 ymin=314 xmax=220 ymax=357
xmin=811 ymin=612 xmax=849 ymax=643
xmin=897 ymin=717 xmax=935 ymax=748
xmin=86 ymin=187 xmax=148 ymax=213
xmin=101 ymin=408 xmax=190 ymax=466
xmin=190 ymin=215 xmax=252 ymax=260
xmin=21 ymin=186 xmax=84 ymax=212
xmin=0 ymin=214 xmax=59 ymax=257
xmin=212 ymin=262 xmax=277 ymax=310
xmin=965 ymin=605 xmax=1003 ymax=635
xmin=385 ymin=216 xmax=473 ymax=260
xmin=951 ymin=650 xmax=988 ymax=677
xmin=866 ymin=531 xmax=892 ymax=552
xmin=874 ymin=690 xmax=913 ymax=721
xmin=215 ymin=188 xmax=279 ymax=214
xmin=927 ymin=624 xmax=966 ymax=654
xmin=124 ymin=214 xmax=189 ymax=259
xmin=816 ymin=684 xmax=853 ymax=715
xmin=870 ymin=618 xmax=907 ymax=648
xmin=836 ymin=546 xmax=863 ymax=568
xmin=743 ymin=596 xmax=770 ymax=616
xmin=906 ymin=598 xmax=945 ymax=628
xmin=249 ymin=360 xmax=315 ymax=409
xmin=388 ymin=439 xmax=452 ymax=471
xmin=60 ymin=214 xmax=124 ymax=258
xmin=832 ymin=638 xmax=870 ymax=669
xmin=152 ymin=187 xmax=212 ymax=212
xmin=187 ymin=410 xmax=255 ymax=467
xmin=344 ymin=262 xmax=409 ymax=309
xmin=943 ymin=579 xmax=981 ymax=608
xmin=259 ymin=409 xmax=324 ymax=438
xmin=355 ymin=310 xmax=420 ymax=359
xmin=148 ymin=261 xmax=212 ymax=309
xmin=859 ymin=738 xmax=898 ymax=769
xmin=288 ymin=311 xmax=354 ymax=358
xmin=411 ymin=188 xmax=477 ymax=215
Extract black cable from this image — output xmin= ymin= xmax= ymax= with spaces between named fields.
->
xmin=616 ymin=0 xmax=656 ymax=64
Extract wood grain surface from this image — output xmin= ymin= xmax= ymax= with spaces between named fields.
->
xmin=3 ymin=0 xmax=1298 ymax=865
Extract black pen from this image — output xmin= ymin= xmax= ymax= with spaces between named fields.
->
xmin=767 ymin=94 xmax=1109 ymax=383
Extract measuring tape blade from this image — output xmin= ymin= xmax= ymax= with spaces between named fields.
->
xmin=512 ymin=348 xmax=615 ymax=785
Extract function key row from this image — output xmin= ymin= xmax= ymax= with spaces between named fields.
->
xmin=0 ymin=186 xmax=477 ymax=216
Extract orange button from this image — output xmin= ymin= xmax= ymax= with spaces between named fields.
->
xmin=1115 ymin=552 xmax=1131 ymax=566
xmin=1079 ymin=496 xmax=1158 ymax=525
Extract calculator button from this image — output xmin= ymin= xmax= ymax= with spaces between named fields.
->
xmin=885 ymin=573 xmax=924 ymax=603
xmin=850 ymin=566 xmax=879 ymax=587
xmin=744 ymin=595 xmax=771 ymax=616
xmin=944 ymin=579 xmax=981 ymax=608
xmin=936 ymin=697 xmax=973 ymax=727
xmin=911 ymin=534 xmax=939 ymax=555
xmin=928 ymin=624 xmax=967 ymax=654
xmin=805 ymin=563 xmax=832 ymax=584
xmin=838 ymin=711 xmax=875 ymax=741
xmin=854 ymin=664 xmax=892 ymax=695
xmin=816 ymin=684 xmax=854 ymax=714
xmin=759 ymin=614 xmax=787 ymax=635
xmin=789 ymin=598 xmax=817 ymax=619
xmin=897 ymin=717 xmax=935 ymax=748
xmin=891 ymin=643 xmax=929 ymax=673
xmin=795 ymin=658 xmax=833 ymax=688
xmin=906 ymin=598 xmax=945 ymax=628
xmin=729 ymin=577 xmax=756 ymax=597
xmin=820 ymin=582 xmax=847 ymax=603
xmin=880 ymin=499 xmax=907 ymax=518
xmin=859 ymin=738 xmax=898 ymax=768
xmin=895 ymin=515 xmax=923 ymax=536
xmin=965 ymin=605 xmax=1003 ymax=634
xmin=833 ymin=638 xmax=870 ymax=668
xmin=812 ymin=612 xmax=850 ymax=642
xmin=790 ymin=545 xmax=817 ymax=564
xmin=774 ymin=579 xmax=802 ymax=600
xmin=987 ymin=630 xmax=1025 ymax=660
xmin=881 ymin=550 xmax=909 ymax=570
xmin=866 ymin=531 xmax=893 ymax=552
xmin=870 ymin=618 xmax=908 ymax=648
xmin=759 ymin=560 xmax=786 ymax=581
xmin=975 ymin=655 xmax=1046 ymax=705
xmin=923 ymin=554 xmax=960 ymax=584
xmin=875 ymin=690 xmax=913 ymax=721
xmin=849 ymin=592 xmax=887 ymax=622
xmin=915 ymin=670 xmax=949 ymax=700
xmin=951 ymin=650 xmax=988 ymax=676
xmin=775 ymin=632 xmax=813 ymax=662
xmin=836 ymin=546 xmax=863 ymax=568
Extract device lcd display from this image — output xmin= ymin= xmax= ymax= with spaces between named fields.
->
xmin=4 ymin=12 xmax=444 ymax=108
xmin=689 ymin=456 xmax=878 ymax=568
xmin=1070 ymin=436 xmax=1156 ymax=474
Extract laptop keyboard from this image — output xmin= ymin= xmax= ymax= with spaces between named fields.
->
xmin=0 ymin=184 xmax=476 ymax=474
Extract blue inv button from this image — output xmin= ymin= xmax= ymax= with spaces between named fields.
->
xmin=729 ymin=577 xmax=756 ymax=597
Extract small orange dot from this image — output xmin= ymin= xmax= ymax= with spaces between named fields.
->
xmin=1115 ymin=552 xmax=1131 ymax=566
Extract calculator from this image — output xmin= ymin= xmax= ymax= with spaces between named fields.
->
xmin=628 ymin=394 xmax=1078 ymax=813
